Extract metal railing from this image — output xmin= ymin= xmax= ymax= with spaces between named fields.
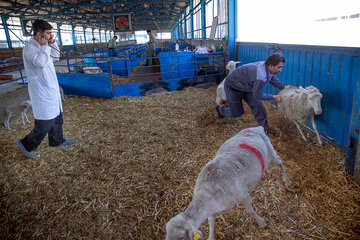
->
xmin=0 ymin=58 xmax=26 ymax=86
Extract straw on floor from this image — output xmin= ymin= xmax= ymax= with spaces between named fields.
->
xmin=0 ymin=86 xmax=359 ymax=239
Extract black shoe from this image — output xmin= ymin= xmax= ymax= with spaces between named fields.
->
xmin=216 ymin=106 xmax=224 ymax=119
xmin=264 ymin=127 xmax=276 ymax=136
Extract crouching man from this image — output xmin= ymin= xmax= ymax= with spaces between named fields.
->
xmin=216 ymin=53 xmax=286 ymax=135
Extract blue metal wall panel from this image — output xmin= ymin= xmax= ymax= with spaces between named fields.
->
xmin=237 ymin=42 xmax=360 ymax=150
xmin=346 ymin=57 xmax=360 ymax=174
xmin=57 ymin=73 xmax=112 ymax=98
xmin=113 ymin=79 xmax=180 ymax=97
xmin=159 ymin=52 xmax=195 ymax=80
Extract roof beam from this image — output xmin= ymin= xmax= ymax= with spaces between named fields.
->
xmin=0 ymin=0 xmax=189 ymax=10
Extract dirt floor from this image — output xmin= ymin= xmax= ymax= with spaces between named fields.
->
xmin=0 ymin=87 xmax=359 ymax=239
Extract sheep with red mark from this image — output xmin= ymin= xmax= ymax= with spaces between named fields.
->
xmin=277 ymin=85 xmax=323 ymax=145
xmin=165 ymin=126 xmax=291 ymax=240
xmin=216 ymin=61 xmax=240 ymax=106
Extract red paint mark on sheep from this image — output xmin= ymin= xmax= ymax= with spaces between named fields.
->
xmin=239 ymin=143 xmax=265 ymax=176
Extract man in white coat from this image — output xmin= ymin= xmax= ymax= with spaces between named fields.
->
xmin=17 ymin=19 xmax=77 ymax=158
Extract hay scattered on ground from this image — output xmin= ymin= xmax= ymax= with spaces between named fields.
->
xmin=112 ymin=61 xmax=161 ymax=86
xmin=0 ymin=87 xmax=359 ymax=239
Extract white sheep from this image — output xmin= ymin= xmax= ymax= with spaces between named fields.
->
xmin=194 ymin=46 xmax=210 ymax=54
xmin=83 ymin=66 xmax=103 ymax=74
xmin=166 ymin=126 xmax=291 ymax=240
xmin=1 ymin=57 xmax=18 ymax=67
xmin=216 ymin=61 xmax=240 ymax=106
xmin=277 ymin=85 xmax=323 ymax=145
xmin=3 ymin=100 xmax=32 ymax=130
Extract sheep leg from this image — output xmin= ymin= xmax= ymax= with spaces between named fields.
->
xmin=207 ymin=215 xmax=215 ymax=240
xmin=310 ymin=115 xmax=323 ymax=145
xmin=269 ymin=155 xmax=292 ymax=187
xmin=293 ymin=121 xmax=308 ymax=141
xmin=280 ymin=164 xmax=292 ymax=187
xmin=23 ymin=112 xmax=30 ymax=124
xmin=4 ymin=112 xmax=12 ymax=130
xmin=243 ymin=194 xmax=266 ymax=228
xmin=21 ymin=113 xmax=25 ymax=126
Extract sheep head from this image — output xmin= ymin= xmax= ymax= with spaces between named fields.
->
xmin=166 ymin=213 xmax=202 ymax=240
xmin=226 ymin=61 xmax=240 ymax=73
xmin=299 ymin=86 xmax=323 ymax=115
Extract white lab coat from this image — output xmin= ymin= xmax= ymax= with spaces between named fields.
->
xmin=22 ymin=38 xmax=62 ymax=120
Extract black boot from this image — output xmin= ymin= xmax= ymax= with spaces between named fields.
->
xmin=264 ymin=126 xmax=276 ymax=136
xmin=216 ymin=106 xmax=224 ymax=119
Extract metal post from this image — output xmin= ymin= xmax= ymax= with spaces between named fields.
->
xmin=176 ymin=19 xmax=180 ymax=39
xmin=16 ymin=58 xmax=25 ymax=86
xmin=1 ymin=14 xmax=12 ymax=49
xmin=179 ymin=13 xmax=182 ymax=39
xmin=184 ymin=7 xmax=187 ymax=39
xmin=228 ymin=0 xmax=236 ymax=60
xmin=201 ymin=0 xmax=206 ymax=39
xmin=190 ymin=1 xmax=194 ymax=39
xmin=66 ymin=51 xmax=71 ymax=72
xmin=107 ymin=58 xmax=114 ymax=97
xmin=72 ymin=25 xmax=77 ymax=50
xmin=57 ymin=23 xmax=63 ymax=46
xmin=83 ymin=27 xmax=87 ymax=44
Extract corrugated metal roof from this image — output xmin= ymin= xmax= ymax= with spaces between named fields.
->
xmin=0 ymin=0 xmax=190 ymax=31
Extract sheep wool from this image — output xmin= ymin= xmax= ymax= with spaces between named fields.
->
xmin=277 ymin=86 xmax=323 ymax=144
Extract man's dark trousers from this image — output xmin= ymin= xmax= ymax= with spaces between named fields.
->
xmin=20 ymin=113 xmax=65 ymax=152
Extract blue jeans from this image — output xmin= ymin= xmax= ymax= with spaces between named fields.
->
xmin=218 ymin=81 xmax=268 ymax=128
xmin=21 ymin=113 xmax=65 ymax=151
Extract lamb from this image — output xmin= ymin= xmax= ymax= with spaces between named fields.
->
xmin=3 ymin=100 xmax=32 ymax=130
xmin=194 ymin=46 xmax=210 ymax=54
xmin=166 ymin=126 xmax=291 ymax=240
xmin=216 ymin=61 xmax=240 ymax=106
xmin=277 ymin=85 xmax=323 ymax=145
